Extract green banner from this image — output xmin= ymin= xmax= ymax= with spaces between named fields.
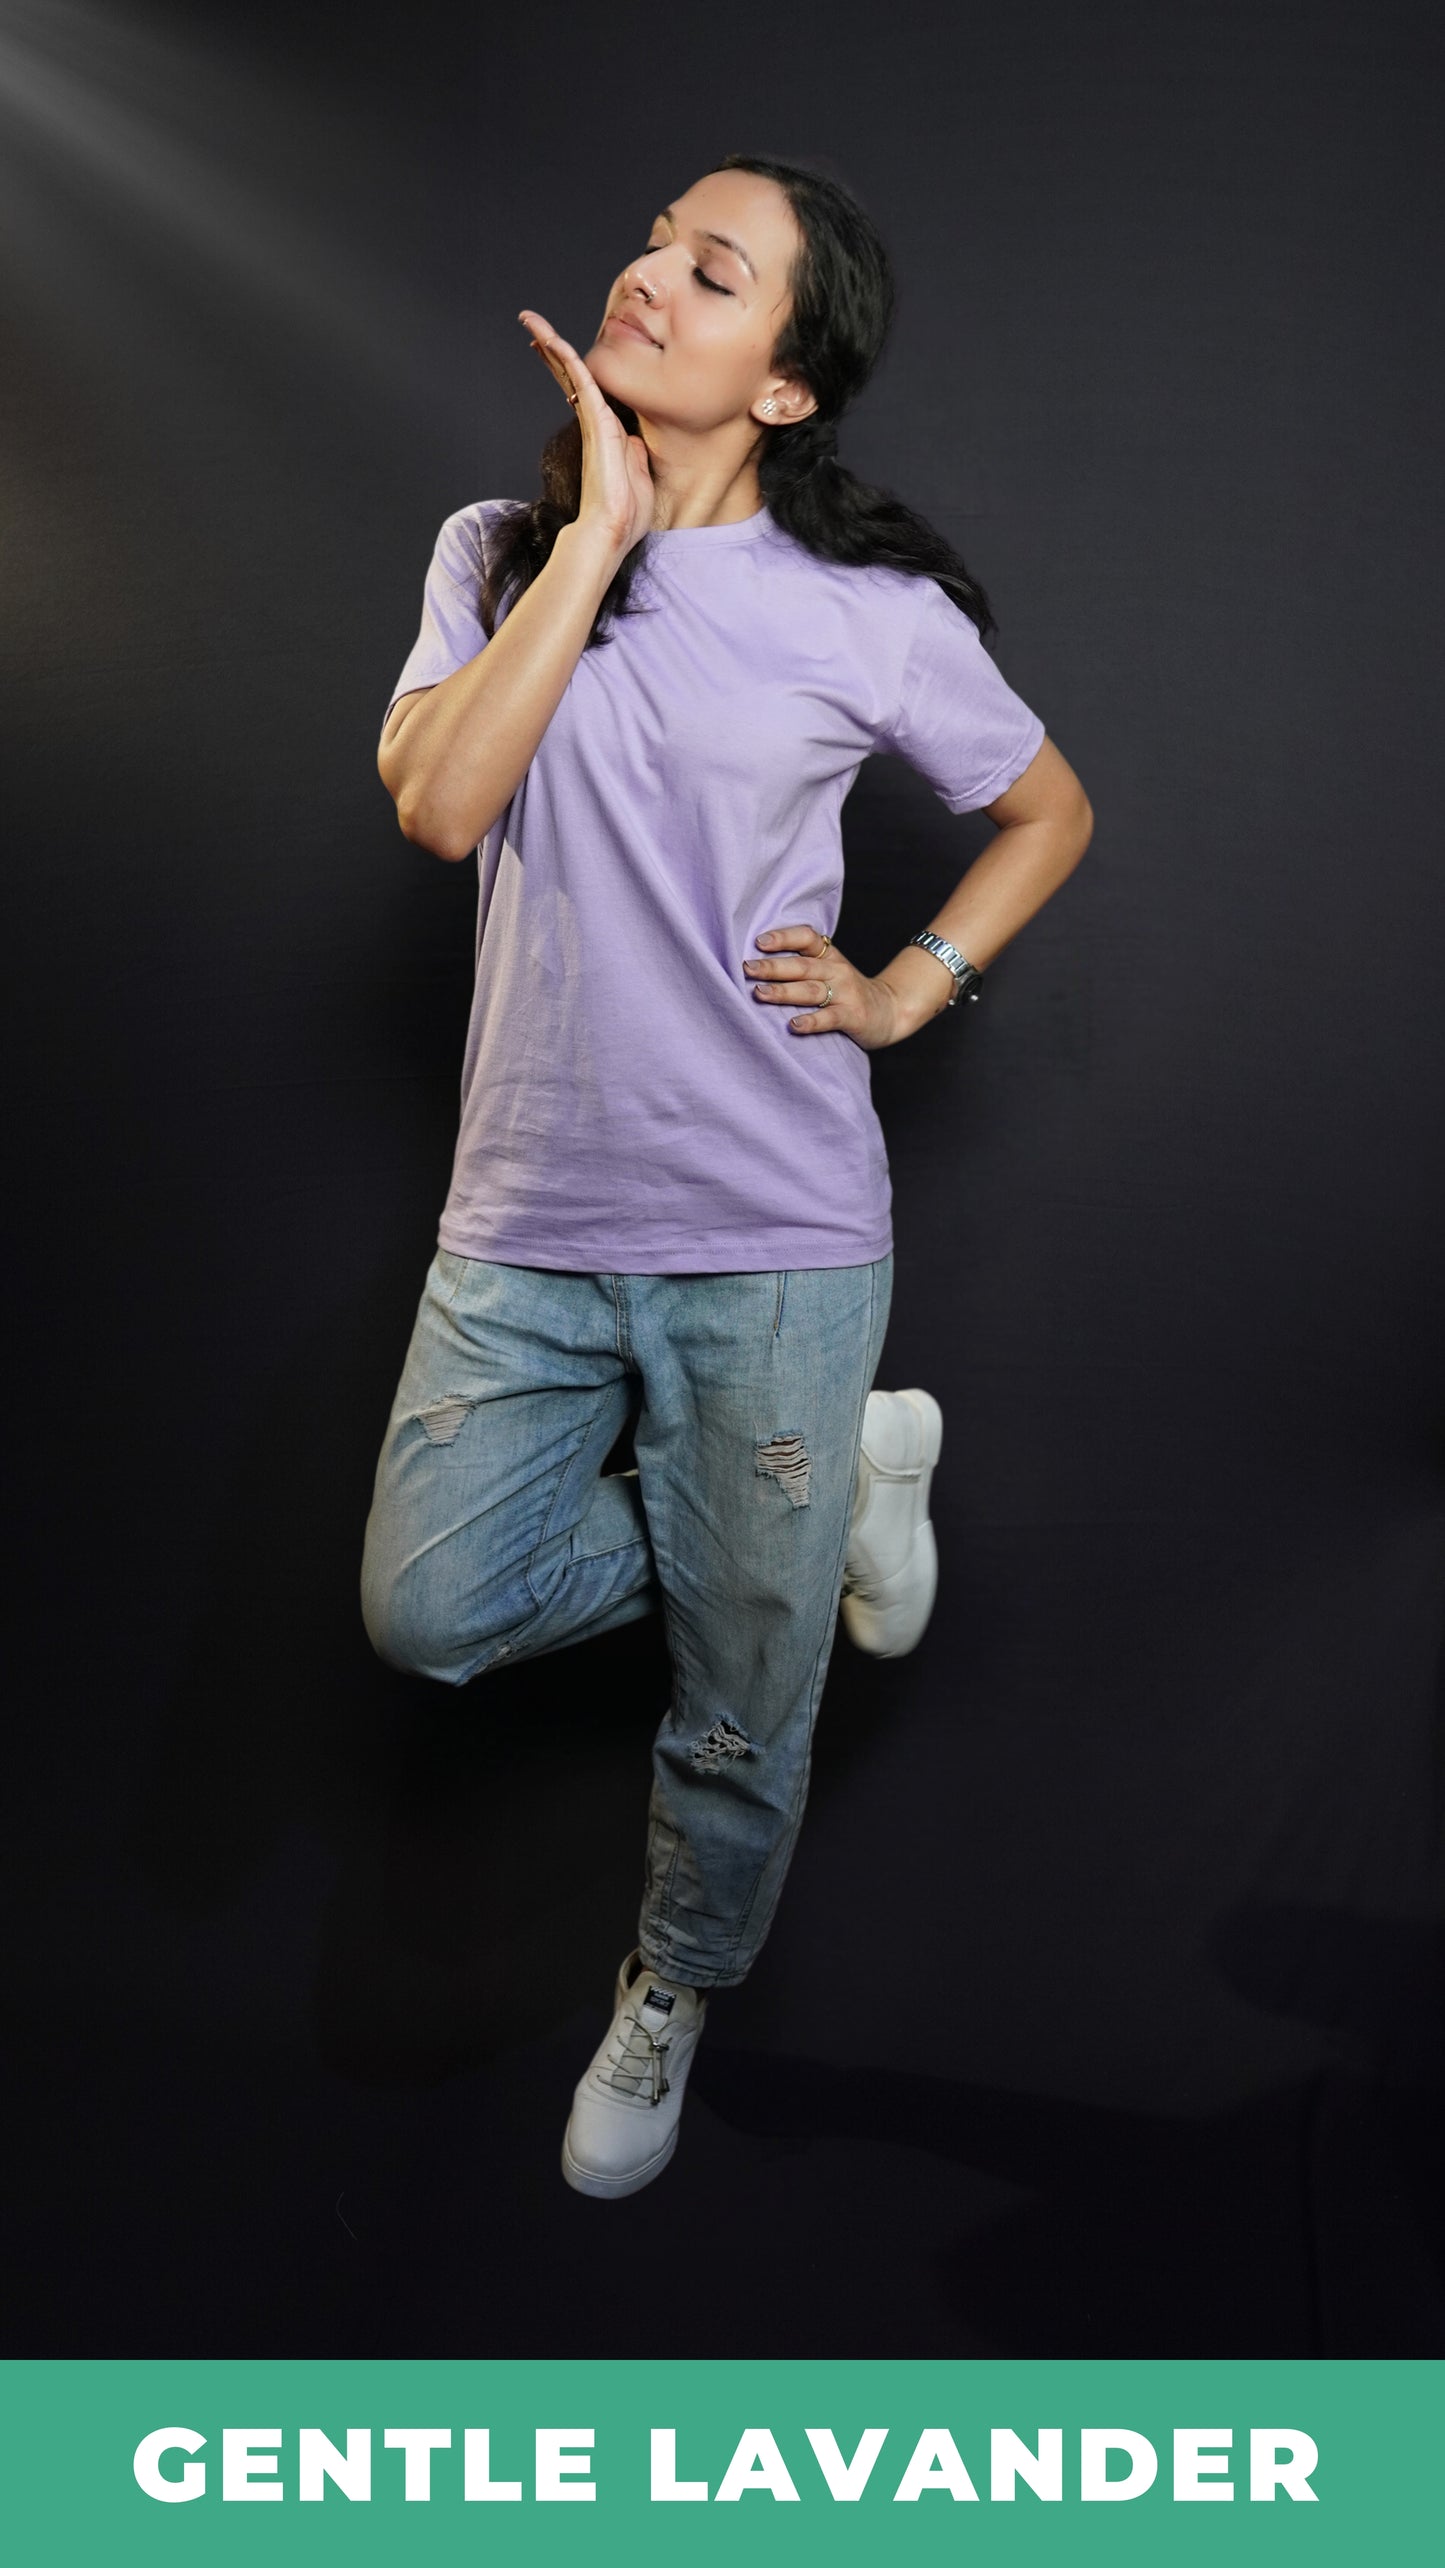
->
xmin=6 ymin=2359 xmax=1440 ymax=2562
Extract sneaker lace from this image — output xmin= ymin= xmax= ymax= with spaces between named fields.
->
xmin=600 ymin=2006 xmax=672 ymax=2103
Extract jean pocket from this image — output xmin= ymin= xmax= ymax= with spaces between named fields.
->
xmin=434 ymin=1248 xmax=470 ymax=1307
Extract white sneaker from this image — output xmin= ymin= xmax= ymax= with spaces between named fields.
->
xmin=840 ymin=1387 xmax=943 ymax=1658
xmin=561 ymin=1950 xmax=708 ymax=2198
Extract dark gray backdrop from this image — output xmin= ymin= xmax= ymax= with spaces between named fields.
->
xmin=3 ymin=0 xmax=1442 ymax=2353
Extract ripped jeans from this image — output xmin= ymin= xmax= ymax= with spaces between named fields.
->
xmin=360 ymin=1248 xmax=894 ymax=1988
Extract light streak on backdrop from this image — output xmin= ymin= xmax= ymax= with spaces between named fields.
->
xmin=0 ymin=0 xmax=463 ymax=414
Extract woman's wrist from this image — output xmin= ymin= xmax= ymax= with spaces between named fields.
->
xmin=553 ymin=516 xmax=631 ymax=592
xmin=877 ymin=942 xmax=963 ymax=1039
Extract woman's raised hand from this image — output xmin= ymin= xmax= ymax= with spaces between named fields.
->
xmin=518 ymin=310 xmax=656 ymax=561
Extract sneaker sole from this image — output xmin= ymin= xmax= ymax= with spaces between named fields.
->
xmin=897 ymin=1386 xmax=944 ymax=1467
xmin=560 ymin=2121 xmax=681 ymax=2199
xmin=842 ymin=1387 xmax=943 ymax=1657
xmin=840 ymin=1520 xmax=938 ymax=1656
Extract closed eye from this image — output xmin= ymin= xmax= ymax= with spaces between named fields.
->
xmin=638 ymin=245 xmax=731 ymax=294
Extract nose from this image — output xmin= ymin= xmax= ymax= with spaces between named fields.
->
xmin=623 ymin=246 xmax=675 ymax=305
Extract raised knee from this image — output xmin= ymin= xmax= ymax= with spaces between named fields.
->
xmin=361 ymin=1588 xmax=465 ymax=1684
xmin=358 ymin=1543 xmax=474 ymax=1683
xmin=360 ymin=1547 xmax=536 ymax=1684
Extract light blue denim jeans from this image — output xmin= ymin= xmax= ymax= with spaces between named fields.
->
xmin=360 ymin=1249 xmax=894 ymax=1988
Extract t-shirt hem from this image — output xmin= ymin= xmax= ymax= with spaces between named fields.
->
xmin=939 ymin=708 xmax=1047 ymax=813
xmin=380 ymin=664 xmax=453 ymax=735
xmin=436 ymin=1216 xmax=895 ymax=1275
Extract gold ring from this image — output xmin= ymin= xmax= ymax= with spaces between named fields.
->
xmin=823 ymin=983 xmax=833 ymax=1005
xmin=817 ymin=933 xmax=832 ymax=957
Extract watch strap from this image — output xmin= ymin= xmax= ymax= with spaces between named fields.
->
xmin=908 ymin=930 xmax=982 ymax=1007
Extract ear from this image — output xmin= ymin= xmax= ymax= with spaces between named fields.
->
xmin=754 ymin=376 xmax=819 ymax=428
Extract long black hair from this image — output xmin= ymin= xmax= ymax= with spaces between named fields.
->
xmin=480 ymin=151 xmax=998 ymax=649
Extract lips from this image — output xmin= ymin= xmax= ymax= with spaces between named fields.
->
xmin=606 ymin=310 xmax=660 ymax=347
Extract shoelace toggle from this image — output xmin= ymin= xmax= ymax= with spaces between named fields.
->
xmin=601 ymin=2004 xmax=673 ymax=2104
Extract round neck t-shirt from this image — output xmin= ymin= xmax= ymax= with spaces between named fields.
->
xmin=381 ymin=498 xmax=1046 ymax=1274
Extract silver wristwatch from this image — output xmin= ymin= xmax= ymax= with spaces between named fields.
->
xmin=908 ymin=930 xmax=982 ymax=1007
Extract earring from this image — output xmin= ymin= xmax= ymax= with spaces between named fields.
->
xmin=762 ymin=398 xmax=776 ymax=416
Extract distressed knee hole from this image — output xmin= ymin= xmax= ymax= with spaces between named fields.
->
xmin=755 ymin=1429 xmax=812 ymax=1508
xmin=417 ymin=1394 xmax=472 ymax=1446
xmin=690 ymin=1716 xmax=757 ymax=1775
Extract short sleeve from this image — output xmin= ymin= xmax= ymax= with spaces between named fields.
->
xmin=380 ymin=499 xmax=518 ymax=735
xmin=876 ymin=575 xmax=1046 ymax=813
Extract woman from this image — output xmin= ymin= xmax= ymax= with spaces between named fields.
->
xmin=363 ymin=154 xmax=1092 ymax=2199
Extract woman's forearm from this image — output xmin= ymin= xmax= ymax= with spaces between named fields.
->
xmin=380 ymin=520 xmax=627 ymax=861
xmin=877 ymin=809 xmax=1094 ymax=1037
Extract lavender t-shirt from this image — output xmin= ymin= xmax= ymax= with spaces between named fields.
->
xmin=382 ymin=499 xmax=1045 ymax=1273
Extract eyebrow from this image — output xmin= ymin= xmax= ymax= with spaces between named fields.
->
xmin=656 ymin=206 xmax=757 ymax=282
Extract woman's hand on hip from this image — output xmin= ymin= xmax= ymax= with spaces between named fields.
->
xmin=518 ymin=309 xmax=656 ymax=560
xmin=743 ymin=923 xmax=917 ymax=1050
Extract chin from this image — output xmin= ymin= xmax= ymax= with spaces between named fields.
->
xmin=588 ymin=336 xmax=630 ymax=374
